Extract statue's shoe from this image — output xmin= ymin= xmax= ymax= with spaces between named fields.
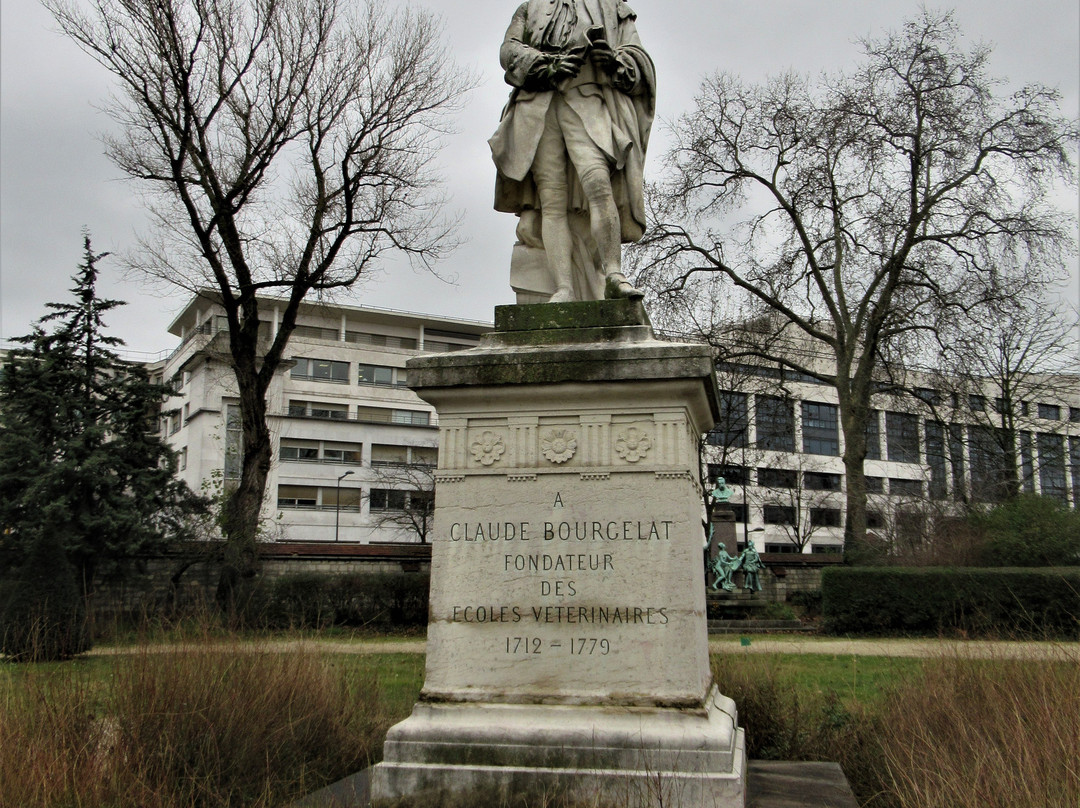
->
xmin=604 ymin=273 xmax=645 ymax=300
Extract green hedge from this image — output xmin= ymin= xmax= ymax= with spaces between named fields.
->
xmin=822 ymin=567 xmax=1080 ymax=638
xmin=241 ymin=571 xmax=430 ymax=630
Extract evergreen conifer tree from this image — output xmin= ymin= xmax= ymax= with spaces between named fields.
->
xmin=0 ymin=235 xmax=205 ymax=595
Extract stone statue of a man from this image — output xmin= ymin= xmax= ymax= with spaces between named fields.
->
xmin=489 ymin=0 xmax=655 ymax=303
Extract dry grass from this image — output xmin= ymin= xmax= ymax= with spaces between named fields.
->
xmin=0 ymin=643 xmax=389 ymax=808
xmin=3 ymin=640 xmax=1076 ymax=808
xmin=871 ymin=652 xmax=1080 ymax=808
xmin=712 ymin=646 xmax=1080 ymax=808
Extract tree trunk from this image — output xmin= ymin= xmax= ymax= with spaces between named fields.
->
xmin=839 ymin=400 xmax=871 ymax=562
xmin=216 ymin=353 xmax=273 ymax=613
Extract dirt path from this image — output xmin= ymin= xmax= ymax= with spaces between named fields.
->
xmin=87 ymin=636 xmax=1077 ymax=661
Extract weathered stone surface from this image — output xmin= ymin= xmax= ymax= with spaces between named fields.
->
xmin=494 ymin=300 xmax=650 ymax=332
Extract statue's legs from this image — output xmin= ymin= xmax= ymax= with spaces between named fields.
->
xmin=532 ymin=97 xmax=640 ymax=301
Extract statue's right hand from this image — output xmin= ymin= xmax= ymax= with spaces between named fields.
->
xmin=550 ymin=52 xmax=584 ymax=82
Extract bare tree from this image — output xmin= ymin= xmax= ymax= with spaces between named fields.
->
xmin=366 ymin=462 xmax=436 ymax=544
xmin=933 ymin=292 xmax=1078 ymax=502
xmin=46 ymin=0 xmax=472 ymax=606
xmin=635 ymin=11 xmax=1077 ymax=547
xmin=759 ymin=456 xmax=843 ymax=554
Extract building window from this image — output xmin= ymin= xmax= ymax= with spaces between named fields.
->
xmin=277 ymin=485 xmax=360 ymax=511
xmin=948 ymin=424 xmax=966 ymax=501
xmin=322 ymin=442 xmax=364 ymax=464
xmin=1037 ymin=433 xmax=1067 ymax=504
xmin=886 ymin=412 xmax=920 ymax=464
xmin=224 ymin=404 xmax=242 ymax=479
xmin=1019 ymin=431 xmax=1035 ymax=494
xmin=810 ymin=508 xmax=842 ymax=528
xmin=864 ymin=476 xmax=884 ymax=494
xmin=765 ymin=543 xmax=801 ymax=554
xmin=370 ymin=488 xmax=409 ymax=511
xmin=277 ymin=485 xmax=318 ymax=509
xmin=758 ymin=468 xmax=797 ymax=488
xmin=392 ymin=409 xmax=430 ymax=426
xmin=866 ymin=510 xmax=885 ymax=529
xmin=969 ymin=425 xmax=1008 ymax=502
xmin=322 ymin=485 xmax=362 ymax=512
xmin=280 ymin=439 xmax=361 ymax=464
xmin=914 ymin=388 xmax=940 ymax=407
xmin=969 ymin=395 xmax=986 ymax=412
xmin=865 ymin=410 xmax=881 ymax=460
xmin=925 ymin=421 xmax=947 ymax=500
xmin=1037 ymin=403 xmax=1061 ymax=421
xmin=763 ymin=504 xmax=796 ymax=525
xmin=890 ymin=478 xmax=923 ymax=498
xmin=811 ymin=544 xmax=843 ymax=554
xmin=802 ymin=401 xmax=839 ymax=456
xmin=756 ymin=395 xmax=795 ymax=452
xmin=179 ymin=447 xmax=188 ymax=471
xmin=707 ymin=464 xmax=748 ymax=486
xmin=1069 ymin=407 xmax=1080 ymax=424
xmin=280 ymin=439 xmax=320 ymax=462
xmin=168 ymin=411 xmax=182 ymax=436
xmin=371 ymin=444 xmax=437 ymax=466
xmin=357 ymin=363 xmax=407 ymax=387
xmin=706 ymin=392 xmax=749 ymax=448
xmin=289 ymin=400 xmax=349 ymax=420
xmin=804 ymin=472 xmax=842 ymax=491
xmin=290 ymin=357 xmax=350 ymax=383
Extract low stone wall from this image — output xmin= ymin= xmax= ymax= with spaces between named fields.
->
xmin=759 ymin=554 xmax=843 ymax=600
xmin=85 ymin=542 xmax=432 ymax=619
xmin=708 ymin=553 xmax=842 ymax=602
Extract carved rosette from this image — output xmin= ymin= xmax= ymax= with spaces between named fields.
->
xmin=540 ymin=428 xmax=578 ymax=464
xmin=469 ymin=431 xmax=506 ymax=466
xmin=614 ymin=427 xmax=652 ymax=463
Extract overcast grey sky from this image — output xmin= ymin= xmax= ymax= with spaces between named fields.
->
xmin=2 ymin=0 xmax=1077 ymax=356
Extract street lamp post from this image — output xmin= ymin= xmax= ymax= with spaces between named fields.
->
xmin=335 ymin=470 xmax=355 ymax=542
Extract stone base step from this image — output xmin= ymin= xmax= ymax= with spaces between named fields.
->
xmin=292 ymin=760 xmax=857 ymax=807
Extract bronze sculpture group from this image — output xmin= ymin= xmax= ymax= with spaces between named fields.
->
xmin=709 ymin=543 xmax=764 ymax=594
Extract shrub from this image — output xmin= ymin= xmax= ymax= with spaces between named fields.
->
xmin=822 ymin=567 xmax=1080 ymax=637
xmin=0 ymin=529 xmax=89 ymax=661
xmin=971 ymin=495 xmax=1080 ymax=567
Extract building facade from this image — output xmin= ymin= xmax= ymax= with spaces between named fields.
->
xmin=152 ymin=295 xmax=489 ymax=544
xmin=149 ymin=297 xmax=1079 ymax=552
xmin=702 ymin=352 xmax=1080 ymax=555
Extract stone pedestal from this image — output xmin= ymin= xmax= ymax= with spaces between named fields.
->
xmin=370 ymin=301 xmax=747 ymax=807
xmin=710 ymin=508 xmax=738 ymax=559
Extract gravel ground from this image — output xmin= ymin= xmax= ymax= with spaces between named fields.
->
xmin=86 ymin=635 xmax=1078 ymax=661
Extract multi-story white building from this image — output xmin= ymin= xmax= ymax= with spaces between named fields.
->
xmin=152 ymin=294 xmax=490 ymax=544
xmin=701 ymin=348 xmax=1080 ymax=556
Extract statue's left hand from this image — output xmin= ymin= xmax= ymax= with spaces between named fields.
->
xmin=589 ymin=38 xmax=618 ymax=73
